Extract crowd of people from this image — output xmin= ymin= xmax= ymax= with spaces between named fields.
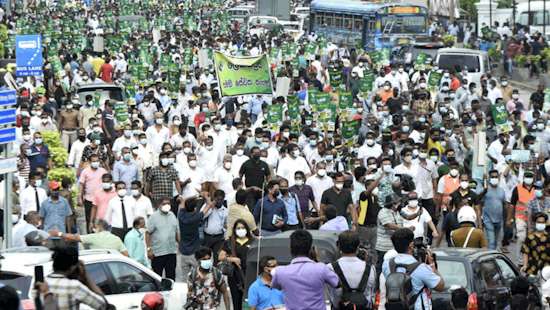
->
xmin=2 ymin=0 xmax=550 ymax=309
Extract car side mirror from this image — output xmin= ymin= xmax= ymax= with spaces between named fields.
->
xmin=160 ymin=278 xmax=173 ymax=291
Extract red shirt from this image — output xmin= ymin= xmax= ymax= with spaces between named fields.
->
xmin=99 ymin=63 xmax=114 ymax=83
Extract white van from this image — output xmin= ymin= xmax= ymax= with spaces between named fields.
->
xmin=228 ymin=5 xmax=256 ymax=24
xmin=435 ymin=48 xmax=493 ymax=86
xmin=515 ymin=1 xmax=550 ymax=38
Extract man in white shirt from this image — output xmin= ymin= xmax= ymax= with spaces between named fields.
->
xmin=112 ymin=124 xmax=137 ymax=160
xmin=12 ymin=208 xmax=45 ymax=248
xmin=202 ymin=190 xmax=228 ymax=257
xmin=196 ymin=136 xmax=223 ymax=183
xmin=487 ymin=131 xmax=514 ymax=166
xmin=400 ymin=193 xmax=439 ymax=242
xmin=394 ymin=148 xmax=418 ymax=180
xmin=145 ymin=112 xmax=170 ymax=154
xmin=66 ymin=128 xmax=88 ymax=169
xmin=277 ymin=144 xmax=311 ymax=186
xmin=306 ymin=162 xmax=334 ymax=208
xmin=357 ymin=131 xmax=383 ymax=165
xmin=214 ymin=155 xmax=236 ymax=195
xmin=20 ymin=171 xmax=48 ymax=215
xmin=136 ymin=132 xmax=155 ymax=171
xmin=231 ymin=144 xmax=249 ymax=177
xmin=487 ymin=80 xmax=503 ymax=104
xmin=130 ymin=181 xmax=154 ymax=225
xmin=179 ymin=153 xmax=205 ymax=199
xmin=105 ymin=182 xmax=136 ymax=241
xmin=169 ymin=124 xmax=198 ymax=149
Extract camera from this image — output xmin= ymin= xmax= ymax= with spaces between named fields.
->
xmin=413 ymin=238 xmax=428 ymax=263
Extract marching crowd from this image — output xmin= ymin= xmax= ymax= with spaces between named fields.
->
xmin=2 ymin=0 xmax=550 ymax=309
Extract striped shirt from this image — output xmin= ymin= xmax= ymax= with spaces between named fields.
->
xmin=46 ymin=273 xmax=106 ymax=310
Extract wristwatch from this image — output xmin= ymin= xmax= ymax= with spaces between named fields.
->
xmin=57 ymin=232 xmax=63 ymax=238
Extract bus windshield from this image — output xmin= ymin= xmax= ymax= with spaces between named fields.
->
xmin=380 ymin=15 xmax=426 ymax=34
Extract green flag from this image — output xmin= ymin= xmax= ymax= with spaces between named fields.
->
xmin=491 ymin=103 xmax=509 ymax=126
xmin=214 ymin=52 xmax=273 ymax=97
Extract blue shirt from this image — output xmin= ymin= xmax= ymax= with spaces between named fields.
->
xmin=124 ymin=228 xmax=149 ymax=267
xmin=248 ymin=97 xmax=264 ymax=115
xmin=177 ymin=210 xmax=203 ymax=255
xmin=253 ymin=196 xmax=288 ymax=232
xmin=112 ymin=160 xmax=139 ymax=191
xmin=483 ymin=186 xmax=506 ymax=224
xmin=248 ymin=277 xmax=285 ymax=310
xmin=39 ymin=197 xmax=72 ymax=233
xmin=28 ymin=144 xmax=50 ymax=171
xmin=281 ymin=194 xmax=300 ymax=225
xmin=382 ymin=254 xmax=442 ymax=310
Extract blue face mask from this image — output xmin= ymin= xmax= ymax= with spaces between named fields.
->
xmin=200 ymin=258 xmax=213 ymax=270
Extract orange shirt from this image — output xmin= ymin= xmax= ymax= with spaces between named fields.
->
xmin=450 ymin=77 xmax=461 ymax=91
xmin=378 ymin=90 xmax=393 ymax=103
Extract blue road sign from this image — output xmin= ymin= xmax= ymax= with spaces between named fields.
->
xmin=0 ymin=90 xmax=16 ymax=107
xmin=0 ymin=109 xmax=16 ymax=126
xmin=16 ymin=35 xmax=43 ymax=77
xmin=0 ymin=127 xmax=16 ymax=144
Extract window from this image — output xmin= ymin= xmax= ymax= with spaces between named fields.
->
xmin=85 ymin=263 xmax=114 ymax=295
xmin=354 ymin=16 xmax=364 ymax=32
xmin=533 ymin=10 xmax=550 ymax=26
xmin=315 ymin=13 xmax=324 ymax=27
xmin=334 ymin=14 xmax=343 ymax=29
xmin=479 ymin=260 xmax=504 ymax=289
xmin=325 ymin=13 xmax=334 ymax=27
xmin=0 ymin=272 xmax=33 ymax=299
xmin=495 ymin=257 xmax=517 ymax=286
xmin=343 ymin=14 xmax=353 ymax=30
xmin=437 ymin=260 xmax=469 ymax=291
xmin=105 ymin=262 xmax=158 ymax=294
xmin=380 ymin=15 xmax=426 ymax=34
xmin=437 ymin=54 xmax=481 ymax=73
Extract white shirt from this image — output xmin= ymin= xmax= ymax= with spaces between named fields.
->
xmin=277 ymin=156 xmax=311 ymax=186
xmin=401 ymin=207 xmax=432 ymax=239
xmin=20 ymin=185 xmax=48 ymax=215
xmin=137 ymin=144 xmax=155 ymax=169
xmin=66 ymin=139 xmax=88 ymax=168
xmin=131 ymin=195 xmax=154 ymax=225
xmin=232 ymin=153 xmax=249 ymax=177
xmin=145 ymin=125 xmax=170 ymax=154
xmin=414 ymin=160 xmax=438 ymax=199
xmin=179 ymin=167 xmax=205 ymax=199
xmin=306 ymin=175 xmax=334 ymax=207
xmin=170 ymin=132 xmax=198 ymax=149
xmin=487 ymin=139 xmax=511 ymax=166
xmin=394 ymin=163 xmax=418 ymax=180
xmin=197 ymin=146 xmax=223 ymax=182
xmin=105 ymin=195 xmax=136 ymax=229
xmin=357 ymin=143 xmax=383 ymax=163
xmin=12 ymin=220 xmax=37 ymax=248
xmin=487 ymin=87 xmax=503 ymax=104
xmin=112 ymin=137 xmax=136 ymax=157
xmin=214 ymin=166 xmax=236 ymax=196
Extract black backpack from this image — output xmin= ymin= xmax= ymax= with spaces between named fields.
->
xmin=385 ymin=258 xmax=424 ymax=310
xmin=331 ymin=261 xmax=372 ymax=310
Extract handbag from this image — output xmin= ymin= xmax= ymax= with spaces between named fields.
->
xmin=217 ymin=240 xmax=237 ymax=276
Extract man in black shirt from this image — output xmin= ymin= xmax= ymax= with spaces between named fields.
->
xmin=387 ymin=88 xmax=404 ymax=115
xmin=530 ymin=83 xmax=545 ymax=107
xmin=239 ymin=146 xmax=270 ymax=189
xmin=320 ymin=172 xmax=358 ymax=230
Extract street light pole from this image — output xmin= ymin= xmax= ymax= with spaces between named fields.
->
xmin=544 ymin=0 xmax=547 ymax=36
xmin=490 ymin=0 xmax=493 ymax=29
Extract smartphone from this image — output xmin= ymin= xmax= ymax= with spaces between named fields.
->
xmin=34 ymin=265 xmax=44 ymax=283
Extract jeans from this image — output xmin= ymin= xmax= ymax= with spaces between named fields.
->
xmin=515 ymin=219 xmax=528 ymax=264
xmin=484 ymin=221 xmax=502 ymax=250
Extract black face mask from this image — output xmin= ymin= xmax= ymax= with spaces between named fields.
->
xmin=280 ymin=189 xmax=289 ymax=195
xmin=272 ymin=190 xmax=280 ymax=197
xmin=252 ymin=154 xmax=261 ymax=160
xmin=51 ymin=191 xmax=60 ymax=199
xmin=78 ymin=135 xmax=86 ymax=142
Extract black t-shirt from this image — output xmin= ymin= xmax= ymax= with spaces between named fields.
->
xmin=359 ymin=192 xmax=380 ymax=226
xmin=450 ymin=189 xmax=478 ymax=210
xmin=239 ymin=159 xmax=270 ymax=188
xmin=442 ymin=211 xmax=459 ymax=246
xmin=321 ymin=187 xmax=353 ymax=218
xmin=387 ymin=96 xmax=404 ymax=115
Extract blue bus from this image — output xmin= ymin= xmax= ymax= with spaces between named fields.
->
xmin=310 ymin=0 xmax=430 ymax=50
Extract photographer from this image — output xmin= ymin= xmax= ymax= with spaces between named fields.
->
xmin=45 ymin=246 xmax=107 ymax=309
xmin=382 ymin=228 xmax=445 ymax=310
xmin=327 ymin=231 xmax=376 ymax=310
xmin=375 ymin=195 xmax=404 ymax=276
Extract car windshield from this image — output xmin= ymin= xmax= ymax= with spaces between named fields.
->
xmin=438 ymin=54 xmax=481 ymax=72
xmin=0 ymin=272 xmax=33 ymax=299
xmin=77 ymin=87 xmax=124 ymax=106
xmin=437 ymin=260 xmax=469 ymax=291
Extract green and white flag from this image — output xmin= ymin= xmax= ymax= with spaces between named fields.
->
xmin=214 ymin=52 xmax=273 ymax=97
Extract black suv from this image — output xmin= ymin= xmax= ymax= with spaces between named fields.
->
xmin=432 ymin=248 xmax=541 ymax=310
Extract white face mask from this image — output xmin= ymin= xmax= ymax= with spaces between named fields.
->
xmin=224 ymin=162 xmax=232 ymax=170
xmin=183 ymin=147 xmax=192 ymax=154
xmin=12 ymin=214 xmax=19 ymax=224
xmin=460 ymin=181 xmax=469 ymax=189
xmin=335 ymin=183 xmax=343 ymax=190
xmin=536 ymin=223 xmax=546 ymax=231
xmin=524 ymin=177 xmax=534 ymax=185
xmin=235 ymin=228 xmax=247 ymax=238
xmin=131 ymin=189 xmax=141 ymax=197
xmin=295 ymin=179 xmax=304 ymax=186
xmin=489 ymin=178 xmax=499 ymax=186
xmin=117 ymin=189 xmax=127 ymax=197
xmin=102 ymin=182 xmax=112 ymax=190
xmin=161 ymin=158 xmax=171 ymax=166
xmin=160 ymin=204 xmax=171 ymax=213
xmin=317 ymin=169 xmax=326 ymax=177
xmin=188 ymin=160 xmax=197 ymax=168
xmin=408 ymin=199 xmax=419 ymax=208
xmin=236 ymin=149 xmax=244 ymax=156
xmin=200 ymin=258 xmax=213 ymax=270
xmin=90 ymin=161 xmax=100 ymax=169
xmin=156 ymin=118 xmax=164 ymax=125
xmin=450 ymin=169 xmax=459 ymax=177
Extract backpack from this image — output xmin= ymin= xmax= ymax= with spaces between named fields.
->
xmin=385 ymin=258 xmax=424 ymax=310
xmin=331 ymin=261 xmax=372 ymax=310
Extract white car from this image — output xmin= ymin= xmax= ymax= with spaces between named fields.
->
xmin=0 ymin=247 xmax=187 ymax=310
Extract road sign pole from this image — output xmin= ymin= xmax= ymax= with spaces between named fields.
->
xmin=3 ymin=143 xmax=12 ymax=249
